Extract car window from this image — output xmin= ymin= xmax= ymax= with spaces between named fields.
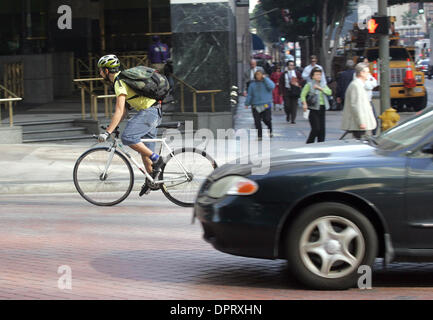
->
xmin=376 ymin=108 xmax=433 ymax=151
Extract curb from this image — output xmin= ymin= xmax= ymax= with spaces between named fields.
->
xmin=0 ymin=181 xmax=145 ymax=195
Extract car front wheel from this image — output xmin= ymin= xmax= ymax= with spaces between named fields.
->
xmin=286 ymin=202 xmax=378 ymax=290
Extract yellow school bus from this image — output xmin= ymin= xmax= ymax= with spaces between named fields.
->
xmin=365 ymin=46 xmax=427 ymax=112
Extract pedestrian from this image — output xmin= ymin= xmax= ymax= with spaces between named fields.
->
xmin=301 ymin=67 xmax=333 ymax=144
xmin=302 ymin=55 xmax=327 ymax=87
xmin=341 ymin=63 xmax=377 ymax=139
xmin=149 ymin=35 xmax=170 ymax=74
xmin=243 ymin=59 xmax=265 ymax=96
xmin=336 ymin=59 xmax=356 ymax=110
xmin=357 ymin=56 xmax=379 ymax=135
xmin=245 ymin=70 xmax=275 ymax=140
xmin=270 ymin=66 xmax=284 ymax=111
xmin=279 ymin=60 xmax=304 ymax=123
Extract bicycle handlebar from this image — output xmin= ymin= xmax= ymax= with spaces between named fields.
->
xmin=101 ymin=125 xmax=120 ymax=139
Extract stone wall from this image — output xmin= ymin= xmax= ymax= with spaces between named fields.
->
xmin=0 ymin=52 xmax=74 ymax=104
xmin=170 ymin=0 xmax=238 ymax=113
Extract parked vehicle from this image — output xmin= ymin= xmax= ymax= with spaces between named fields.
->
xmin=365 ymin=46 xmax=427 ymax=112
xmin=416 ymin=59 xmax=433 ymax=80
xmin=194 ymin=107 xmax=433 ymax=290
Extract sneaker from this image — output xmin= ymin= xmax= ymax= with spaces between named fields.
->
xmin=152 ymin=156 xmax=164 ymax=176
xmin=139 ymin=181 xmax=151 ymax=196
xmin=139 ymin=157 xmax=164 ymax=197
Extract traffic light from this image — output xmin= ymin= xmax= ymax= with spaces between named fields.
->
xmin=418 ymin=3 xmax=424 ymax=14
xmin=367 ymin=16 xmax=390 ymax=35
xmin=280 ymin=37 xmax=286 ymax=42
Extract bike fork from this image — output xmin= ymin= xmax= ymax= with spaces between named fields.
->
xmin=101 ymin=147 xmax=116 ymax=179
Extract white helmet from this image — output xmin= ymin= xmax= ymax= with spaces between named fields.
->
xmin=97 ymin=54 xmax=120 ymax=71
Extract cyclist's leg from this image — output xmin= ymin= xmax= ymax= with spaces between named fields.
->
xmin=121 ymin=108 xmax=161 ymax=173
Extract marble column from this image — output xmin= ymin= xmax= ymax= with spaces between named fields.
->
xmin=170 ymin=0 xmax=237 ymax=112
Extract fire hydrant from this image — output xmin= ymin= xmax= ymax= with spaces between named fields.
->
xmin=379 ymin=108 xmax=400 ymax=131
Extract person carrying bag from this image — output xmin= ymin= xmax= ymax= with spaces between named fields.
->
xmin=301 ymin=67 xmax=332 ymax=144
xmin=279 ymin=61 xmax=304 ymax=123
xmin=245 ymin=70 xmax=275 ymax=140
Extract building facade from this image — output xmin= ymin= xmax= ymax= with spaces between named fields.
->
xmin=0 ymin=0 xmax=245 ymax=118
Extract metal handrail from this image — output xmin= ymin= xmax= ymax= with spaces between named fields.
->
xmin=74 ymin=72 xmax=223 ymax=119
xmin=0 ymin=84 xmax=22 ymax=127
xmin=171 ymin=75 xmax=222 ymax=113
xmin=91 ymin=93 xmax=116 ymax=120
xmin=73 ymin=78 xmax=108 ymax=120
xmin=74 ymin=53 xmax=149 ymax=81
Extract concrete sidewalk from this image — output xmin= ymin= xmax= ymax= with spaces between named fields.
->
xmin=0 ymin=98 xmax=415 ymax=195
xmin=0 ymin=99 xmax=338 ymax=194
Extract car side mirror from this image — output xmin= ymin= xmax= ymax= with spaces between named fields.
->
xmin=421 ymin=144 xmax=433 ymax=155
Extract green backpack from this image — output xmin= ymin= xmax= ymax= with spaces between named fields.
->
xmin=115 ymin=66 xmax=170 ymax=101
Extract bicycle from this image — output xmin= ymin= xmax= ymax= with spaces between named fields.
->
xmin=73 ymin=122 xmax=218 ymax=207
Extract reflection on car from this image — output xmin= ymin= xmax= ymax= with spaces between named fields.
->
xmin=194 ymin=107 xmax=433 ymax=290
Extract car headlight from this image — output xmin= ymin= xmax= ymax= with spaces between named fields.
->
xmin=416 ymin=74 xmax=422 ymax=82
xmin=207 ymin=176 xmax=259 ymax=198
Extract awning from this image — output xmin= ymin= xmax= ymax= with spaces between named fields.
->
xmin=251 ymin=33 xmax=265 ymax=51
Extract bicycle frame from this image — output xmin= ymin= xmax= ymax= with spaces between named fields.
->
xmin=102 ymin=137 xmax=191 ymax=185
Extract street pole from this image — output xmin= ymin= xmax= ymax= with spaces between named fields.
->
xmin=249 ymin=8 xmax=279 ymax=21
xmin=379 ymin=0 xmax=390 ymax=114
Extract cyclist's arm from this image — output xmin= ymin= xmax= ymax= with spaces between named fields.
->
xmin=106 ymin=94 xmax=126 ymax=134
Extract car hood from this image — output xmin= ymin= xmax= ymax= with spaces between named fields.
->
xmin=209 ymin=139 xmax=379 ymax=180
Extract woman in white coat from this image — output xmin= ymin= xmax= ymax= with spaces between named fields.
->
xmin=358 ymin=56 xmax=379 ymax=134
xmin=341 ymin=63 xmax=377 ymax=139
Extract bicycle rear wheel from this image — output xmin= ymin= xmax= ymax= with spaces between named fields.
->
xmin=160 ymin=147 xmax=217 ymax=207
xmin=73 ymin=147 xmax=134 ymax=206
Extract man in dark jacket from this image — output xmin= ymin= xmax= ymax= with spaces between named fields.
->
xmin=336 ymin=59 xmax=355 ymax=110
xmin=279 ymin=60 xmax=304 ymax=123
xmin=149 ymin=35 xmax=170 ymax=73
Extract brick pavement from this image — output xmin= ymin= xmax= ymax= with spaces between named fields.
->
xmin=0 ymin=98 xmax=431 ymax=300
xmin=1 ymin=193 xmax=433 ymax=300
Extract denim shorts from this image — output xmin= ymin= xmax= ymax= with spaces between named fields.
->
xmin=121 ymin=107 xmax=162 ymax=151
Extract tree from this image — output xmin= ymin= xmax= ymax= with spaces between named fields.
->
xmin=255 ymin=0 xmax=352 ymax=75
xmin=250 ymin=5 xmax=280 ymax=44
xmin=319 ymin=0 xmax=350 ymax=75
xmin=401 ymin=10 xmax=419 ymax=26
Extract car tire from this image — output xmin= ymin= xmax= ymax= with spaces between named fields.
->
xmin=286 ymin=202 xmax=378 ymax=290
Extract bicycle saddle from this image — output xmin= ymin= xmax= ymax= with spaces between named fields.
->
xmin=157 ymin=122 xmax=181 ymax=129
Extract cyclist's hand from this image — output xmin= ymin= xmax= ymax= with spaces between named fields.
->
xmin=98 ymin=131 xmax=111 ymax=142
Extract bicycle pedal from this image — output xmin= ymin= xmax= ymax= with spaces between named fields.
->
xmin=139 ymin=184 xmax=151 ymax=196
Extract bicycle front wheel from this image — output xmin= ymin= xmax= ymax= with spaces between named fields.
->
xmin=73 ymin=147 xmax=134 ymax=206
xmin=160 ymin=147 xmax=217 ymax=207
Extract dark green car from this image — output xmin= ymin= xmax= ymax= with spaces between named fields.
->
xmin=194 ymin=107 xmax=433 ymax=290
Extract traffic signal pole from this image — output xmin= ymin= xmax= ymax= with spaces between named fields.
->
xmin=378 ymin=0 xmax=390 ymax=113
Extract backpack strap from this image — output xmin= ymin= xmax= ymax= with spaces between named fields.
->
xmin=114 ymin=72 xmax=141 ymax=101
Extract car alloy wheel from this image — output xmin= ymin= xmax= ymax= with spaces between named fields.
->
xmin=299 ymin=216 xmax=365 ymax=279
xmin=286 ymin=202 xmax=378 ymax=290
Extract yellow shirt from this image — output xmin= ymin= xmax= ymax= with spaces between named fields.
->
xmin=113 ymin=72 xmax=156 ymax=111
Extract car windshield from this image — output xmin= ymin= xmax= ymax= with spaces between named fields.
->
xmin=375 ymin=107 xmax=433 ymax=151
xmin=366 ymin=48 xmax=410 ymax=61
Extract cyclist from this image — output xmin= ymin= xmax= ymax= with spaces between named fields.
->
xmin=97 ymin=54 xmax=163 ymax=196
